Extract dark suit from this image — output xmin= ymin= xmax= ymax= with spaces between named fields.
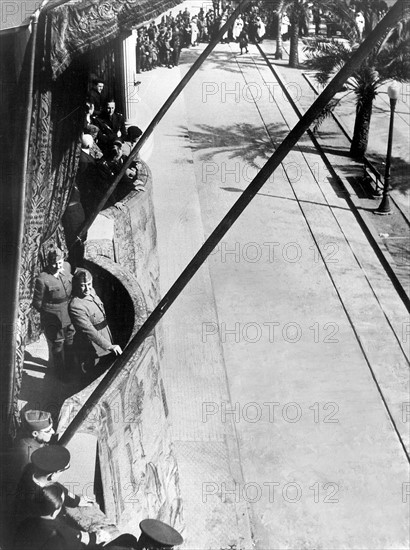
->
xmin=95 ymin=112 xmax=127 ymax=154
xmin=76 ymin=150 xmax=114 ymax=216
xmin=13 ymin=516 xmax=94 ymax=550
xmin=13 ymin=465 xmax=80 ymax=533
xmin=87 ymin=88 xmax=104 ymax=117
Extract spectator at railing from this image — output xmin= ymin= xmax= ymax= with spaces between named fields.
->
xmin=121 ymin=125 xmax=142 ymax=158
xmin=69 ymin=268 xmax=122 ymax=378
xmin=76 ymin=134 xmax=113 ymax=216
xmin=102 ymin=140 xmax=145 ymax=201
xmin=94 ymin=99 xmax=127 ymax=155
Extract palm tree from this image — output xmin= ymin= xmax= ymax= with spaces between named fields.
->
xmin=288 ymin=0 xmax=311 ymax=67
xmin=269 ymin=0 xmax=287 ymax=59
xmin=304 ymin=7 xmax=410 ymax=158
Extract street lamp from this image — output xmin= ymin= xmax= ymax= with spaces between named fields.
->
xmin=375 ymin=82 xmax=400 ymax=215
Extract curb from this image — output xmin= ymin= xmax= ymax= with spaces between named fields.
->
xmin=256 ymin=42 xmax=410 ymax=312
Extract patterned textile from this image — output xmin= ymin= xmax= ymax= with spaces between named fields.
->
xmin=101 ymin=208 xmax=136 ymax=275
xmin=45 ymin=0 xmax=184 ymax=79
xmin=13 ymin=66 xmax=85 ymax=436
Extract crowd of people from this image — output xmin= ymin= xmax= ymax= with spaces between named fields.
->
xmin=62 ymin=76 xmax=146 ymax=270
xmin=133 ymin=4 xmax=272 ymax=72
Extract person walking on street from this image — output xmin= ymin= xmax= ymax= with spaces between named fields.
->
xmin=239 ymin=29 xmax=249 ymax=54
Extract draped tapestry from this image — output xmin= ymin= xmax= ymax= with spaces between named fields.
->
xmin=14 ymin=49 xmax=86 ymax=436
xmin=45 ymin=0 xmax=184 ymax=79
xmin=12 ymin=0 xmax=184 ymax=435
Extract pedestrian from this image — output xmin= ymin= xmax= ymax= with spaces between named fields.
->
xmin=171 ymin=28 xmax=182 ymax=66
xmin=190 ymin=16 xmax=199 ymax=46
xmin=255 ymin=16 xmax=266 ymax=42
xmin=136 ymin=32 xmax=144 ymax=74
xmin=239 ymin=29 xmax=249 ymax=54
xmin=68 ymin=268 xmax=122 ymax=376
xmin=32 ymin=246 xmax=75 ymax=379
xmin=13 ymin=410 xmax=55 ymax=476
xmin=355 ymin=11 xmax=365 ymax=40
xmin=232 ymin=14 xmax=244 ymax=41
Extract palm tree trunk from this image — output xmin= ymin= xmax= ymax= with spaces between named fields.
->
xmin=289 ymin=14 xmax=299 ymax=67
xmin=350 ymin=96 xmax=373 ymax=158
xmin=275 ymin=12 xmax=283 ymax=59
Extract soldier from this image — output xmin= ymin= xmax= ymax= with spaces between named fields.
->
xmin=32 ymin=246 xmax=75 ymax=379
xmin=68 ymin=268 xmax=122 ymax=376
xmin=13 ymin=410 xmax=55 ymax=475
xmin=137 ymin=519 xmax=183 ymax=549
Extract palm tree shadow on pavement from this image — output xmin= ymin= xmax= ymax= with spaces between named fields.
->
xmin=179 ymin=121 xmax=308 ymax=168
xmin=179 ymin=122 xmax=352 ymax=200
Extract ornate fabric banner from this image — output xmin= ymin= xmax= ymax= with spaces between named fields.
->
xmin=45 ymin=0 xmax=184 ymax=79
xmin=13 ymin=62 xmax=86 ymax=435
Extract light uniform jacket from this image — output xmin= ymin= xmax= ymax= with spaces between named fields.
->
xmin=13 ymin=437 xmax=44 ymax=476
xmin=69 ymin=290 xmax=113 ymax=359
xmin=32 ymin=262 xmax=73 ymax=331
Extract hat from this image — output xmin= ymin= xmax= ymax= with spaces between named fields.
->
xmin=139 ymin=519 xmax=183 ymax=548
xmin=46 ymin=246 xmax=64 ymax=265
xmin=31 ymin=445 xmax=70 ymax=474
xmin=24 ymin=410 xmax=52 ymax=432
xmin=73 ymin=267 xmax=93 ymax=284
xmin=128 ymin=126 xmax=143 ymax=140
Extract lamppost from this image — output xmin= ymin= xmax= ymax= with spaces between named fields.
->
xmin=375 ymin=82 xmax=400 ymax=215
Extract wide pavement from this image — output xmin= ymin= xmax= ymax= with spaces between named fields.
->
xmin=135 ymin=40 xmax=409 ymax=548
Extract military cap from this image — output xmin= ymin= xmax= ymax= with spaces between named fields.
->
xmin=24 ymin=410 xmax=52 ymax=431
xmin=46 ymin=245 xmax=64 ymax=265
xmin=31 ymin=445 xmax=70 ymax=473
xmin=73 ymin=267 xmax=93 ymax=283
xmin=138 ymin=519 xmax=183 ymax=548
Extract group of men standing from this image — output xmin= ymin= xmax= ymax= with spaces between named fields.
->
xmin=33 ymin=246 xmax=122 ymax=381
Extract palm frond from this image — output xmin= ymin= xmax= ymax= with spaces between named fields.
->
xmin=304 ymin=39 xmax=353 ymax=85
xmin=311 ymin=98 xmax=340 ymax=134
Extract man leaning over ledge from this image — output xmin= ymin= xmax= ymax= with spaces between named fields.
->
xmin=68 ymin=268 xmax=122 ymax=378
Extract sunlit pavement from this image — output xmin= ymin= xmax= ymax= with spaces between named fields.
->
xmin=137 ymin=40 xmax=410 ymax=548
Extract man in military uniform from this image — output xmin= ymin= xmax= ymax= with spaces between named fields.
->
xmin=13 ymin=410 xmax=55 ymax=475
xmin=68 ymin=268 xmax=122 ymax=376
xmin=32 ymin=246 xmax=75 ymax=378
